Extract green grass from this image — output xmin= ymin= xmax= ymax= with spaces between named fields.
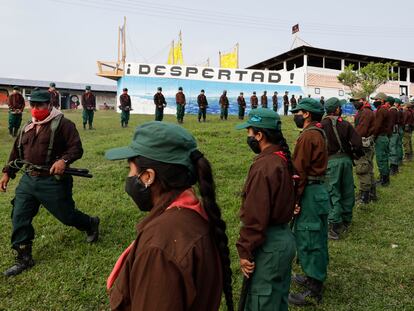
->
xmin=0 ymin=110 xmax=413 ymax=310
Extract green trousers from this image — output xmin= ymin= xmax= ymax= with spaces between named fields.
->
xmin=8 ymin=112 xmax=22 ymax=132
xmin=245 ymin=225 xmax=296 ymax=311
xmin=327 ymin=156 xmax=355 ymax=224
xmin=82 ymin=109 xmax=94 ymax=126
xmin=375 ymin=135 xmax=390 ymax=175
xmin=121 ymin=110 xmax=130 ymax=125
xmin=176 ymin=104 xmax=185 ymax=122
xmin=273 ymin=105 xmax=278 ymax=112
xmin=403 ymin=130 xmax=412 ymax=156
xmin=355 ymin=145 xmax=375 ymax=192
xmin=398 ymin=127 xmax=404 ymax=164
xmin=294 ymin=183 xmax=329 ymax=282
xmin=198 ymin=108 xmax=206 ymax=121
xmin=389 ymin=132 xmax=399 ymax=166
xmin=155 ymin=108 xmax=164 ymax=121
xmin=220 ymin=107 xmax=228 ymax=120
xmin=238 ymin=107 xmax=245 ymax=119
xmin=11 ymin=174 xmax=92 ymax=248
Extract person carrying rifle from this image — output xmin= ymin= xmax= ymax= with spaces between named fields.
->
xmin=236 ymin=108 xmax=296 ymax=311
xmin=0 ymin=90 xmax=99 ymax=277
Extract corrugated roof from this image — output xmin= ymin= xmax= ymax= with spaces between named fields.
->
xmin=0 ymin=77 xmax=117 ymax=92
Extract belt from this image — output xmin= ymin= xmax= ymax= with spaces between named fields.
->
xmin=27 ymin=170 xmax=51 ymax=177
xmin=328 ymin=153 xmax=349 ymax=160
xmin=307 ymin=180 xmax=324 ymax=185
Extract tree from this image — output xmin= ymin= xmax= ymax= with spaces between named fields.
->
xmin=337 ymin=61 xmax=398 ymax=98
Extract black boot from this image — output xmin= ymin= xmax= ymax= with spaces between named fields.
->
xmin=381 ymin=175 xmax=390 ymax=186
xmin=292 ymin=274 xmax=309 ymax=288
xmin=360 ymin=191 xmax=370 ymax=204
xmin=390 ymin=164 xmax=398 ymax=176
xmin=4 ymin=245 xmax=35 ymax=277
xmin=13 ymin=128 xmax=19 ymax=137
xmin=328 ymin=223 xmax=341 ymax=240
xmin=8 ymin=128 xmax=13 ymax=136
xmin=86 ymin=217 xmax=100 ymax=243
xmin=289 ymin=277 xmax=323 ymax=306
xmin=83 ymin=123 xmax=86 ymax=130
xmin=370 ymin=185 xmax=378 ymax=202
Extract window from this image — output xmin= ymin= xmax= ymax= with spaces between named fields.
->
xmin=359 ymin=62 xmax=368 ymax=69
xmin=338 ymin=90 xmax=344 ymax=96
xmin=271 ymin=63 xmax=284 ymax=70
xmin=315 ymin=88 xmax=320 ymax=94
xmin=344 ymin=60 xmax=359 ymax=69
xmin=390 ymin=67 xmax=398 ymax=81
xmin=325 ymin=57 xmax=342 ymax=70
xmin=410 ymin=69 xmax=414 ymax=83
xmin=286 ymin=56 xmax=304 ymax=71
xmin=400 ymin=67 xmax=407 ymax=82
xmin=308 ymin=55 xmax=323 ymax=68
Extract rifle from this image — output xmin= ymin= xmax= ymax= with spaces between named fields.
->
xmin=238 ymin=276 xmax=251 ymax=311
xmin=9 ymin=160 xmax=93 ymax=178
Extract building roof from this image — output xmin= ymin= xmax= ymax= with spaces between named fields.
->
xmin=0 ymin=77 xmax=117 ymax=92
xmin=247 ymin=45 xmax=414 ymax=70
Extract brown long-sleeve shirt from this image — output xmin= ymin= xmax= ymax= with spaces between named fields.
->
xmin=81 ymin=92 xmax=96 ymax=110
xmin=153 ymin=92 xmax=166 ymax=108
xmin=283 ymin=94 xmax=289 ymax=106
xmin=260 ymin=95 xmax=268 ymax=107
xmin=119 ymin=94 xmax=131 ymax=110
xmin=4 ymin=117 xmax=83 ymax=176
xmin=219 ymin=95 xmax=229 ymax=108
xmin=109 ymin=208 xmax=222 ymax=311
xmin=321 ymin=116 xmax=363 ymax=157
xmin=176 ymin=92 xmax=186 ymax=105
xmin=373 ymin=106 xmax=391 ymax=136
xmin=197 ymin=94 xmax=208 ymax=108
xmin=272 ymin=95 xmax=278 ymax=108
xmin=237 ymin=96 xmax=246 ymax=108
xmin=250 ymin=95 xmax=258 ymax=108
xmin=292 ymin=122 xmax=328 ymax=199
xmin=236 ymin=145 xmax=295 ymax=260
xmin=8 ymin=93 xmax=25 ymax=112
xmin=388 ymin=107 xmax=399 ymax=133
xmin=354 ymin=106 xmax=375 ymax=138
xmin=403 ymin=109 xmax=414 ymax=127
xmin=49 ymin=90 xmax=60 ymax=108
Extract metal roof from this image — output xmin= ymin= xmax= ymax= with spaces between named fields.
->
xmin=247 ymin=46 xmax=414 ymax=70
xmin=0 ymin=77 xmax=117 ymax=93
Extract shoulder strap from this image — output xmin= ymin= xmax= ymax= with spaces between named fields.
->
xmin=46 ymin=114 xmax=63 ymax=164
xmin=302 ymin=125 xmax=328 ymax=151
xmin=325 ymin=116 xmax=345 ymax=153
xmin=17 ymin=120 xmax=32 ymax=160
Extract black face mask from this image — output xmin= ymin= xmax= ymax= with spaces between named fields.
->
xmin=353 ymin=102 xmax=363 ymax=110
xmin=373 ymin=101 xmax=382 ymax=108
xmin=293 ymin=115 xmax=305 ymax=128
xmin=247 ymin=136 xmax=261 ymax=154
xmin=125 ymin=174 xmax=153 ymax=212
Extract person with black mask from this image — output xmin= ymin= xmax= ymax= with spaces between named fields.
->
xmin=289 ymin=98 xmax=330 ymax=306
xmin=235 ymin=108 xmax=296 ymax=311
xmin=105 ymin=122 xmax=234 ymax=311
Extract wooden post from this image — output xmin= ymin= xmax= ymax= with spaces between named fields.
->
xmin=236 ymin=42 xmax=239 ymax=68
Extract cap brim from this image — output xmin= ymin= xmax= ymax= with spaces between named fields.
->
xmin=290 ymin=107 xmax=300 ymax=113
xmin=235 ymin=122 xmax=251 ymax=130
xmin=105 ymin=146 xmax=139 ymax=160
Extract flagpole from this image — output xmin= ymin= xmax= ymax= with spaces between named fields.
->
xmin=236 ymin=42 xmax=239 ymax=68
xmin=219 ymin=51 xmax=221 ymax=67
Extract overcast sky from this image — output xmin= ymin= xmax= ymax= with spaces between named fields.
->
xmin=1 ymin=0 xmax=414 ymax=85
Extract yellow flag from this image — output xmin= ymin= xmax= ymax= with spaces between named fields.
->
xmin=220 ymin=44 xmax=238 ymax=68
xmin=167 ymin=32 xmax=184 ymax=65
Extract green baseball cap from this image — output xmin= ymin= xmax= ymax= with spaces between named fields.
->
xmin=49 ymin=82 xmax=56 ymax=87
xmin=290 ymin=97 xmax=324 ymax=114
xmin=350 ymin=91 xmax=366 ymax=101
xmin=85 ymin=85 xmax=91 ymax=90
xmin=372 ymin=92 xmax=387 ymax=100
xmin=385 ymin=96 xmax=395 ymax=104
xmin=236 ymin=108 xmax=281 ymax=131
xmin=325 ymin=97 xmax=347 ymax=113
xmin=30 ymin=90 xmax=51 ymax=103
xmin=105 ymin=122 xmax=198 ymax=172
xmin=13 ymin=86 xmax=20 ymax=90
xmin=394 ymin=98 xmax=402 ymax=104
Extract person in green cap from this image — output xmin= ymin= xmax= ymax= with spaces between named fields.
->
xmin=235 ymin=108 xmax=296 ymax=311
xmin=394 ymin=98 xmax=404 ymax=166
xmin=321 ymin=98 xmax=363 ymax=240
xmin=175 ymin=86 xmax=186 ymax=124
xmin=48 ymin=82 xmax=60 ymax=109
xmin=288 ymin=98 xmax=330 ymax=306
xmin=153 ymin=87 xmax=167 ymax=121
xmin=372 ymin=92 xmax=391 ymax=186
xmin=81 ymin=85 xmax=96 ymax=130
xmin=387 ymin=96 xmax=400 ymax=175
xmin=0 ymin=89 xmax=99 ymax=277
xmin=237 ymin=92 xmax=246 ymax=120
xmin=104 ymin=122 xmax=233 ymax=311
xmin=197 ymin=89 xmax=208 ymax=122
xmin=220 ymin=90 xmax=229 ymax=120
xmin=351 ymin=94 xmax=376 ymax=204
xmin=402 ymin=102 xmax=414 ymax=161
xmin=119 ymin=88 xmax=131 ymax=128
xmin=7 ymin=86 xmax=25 ymax=137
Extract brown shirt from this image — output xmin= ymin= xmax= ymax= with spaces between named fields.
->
xmin=8 ymin=93 xmax=25 ymax=112
xmin=283 ymin=94 xmax=289 ymax=106
xmin=81 ymin=92 xmax=96 ymax=110
xmin=403 ymin=109 xmax=414 ymax=127
xmin=197 ymin=94 xmax=208 ymax=108
xmin=109 ymin=208 xmax=222 ymax=311
xmin=4 ymin=117 xmax=83 ymax=176
xmin=250 ymin=95 xmax=258 ymax=108
xmin=272 ymin=95 xmax=278 ymax=107
xmin=388 ymin=107 xmax=399 ymax=132
xmin=176 ymin=92 xmax=186 ymax=105
xmin=292 ymin=122 xmax=328 ymax=198
xmin=354 ymin=106 xmax=375 ymax=138
xmin=373 ymin=106 xmax=390 ymax=136
xmin=219 ymin=95 xmax=229 ymax=108
xmin=260 ymin=95 xmax=268 ymax=107
xmin=321 ymin=116 xmax=363 ymax=157
xmin=153 ymin=92 xmax=166 ymax=108
xmin=236 ymin=145 xmax=295 ymax=260
xmin=119 ymin=94 xmax=131 ymax=110
xmin=237 ymin=96 xmax=246 ymax=108
xmin=49 ymin=90 xmax=60 ymax=108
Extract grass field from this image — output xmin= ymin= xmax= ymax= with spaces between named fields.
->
xmin=0 ymin=109 xmax=413 ymax=311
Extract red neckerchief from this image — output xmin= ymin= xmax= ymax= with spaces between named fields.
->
xmin=274 ymin=151 xmax=287 ymax=162
xmin=106 ymin=188 xmax=207 ymax=290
